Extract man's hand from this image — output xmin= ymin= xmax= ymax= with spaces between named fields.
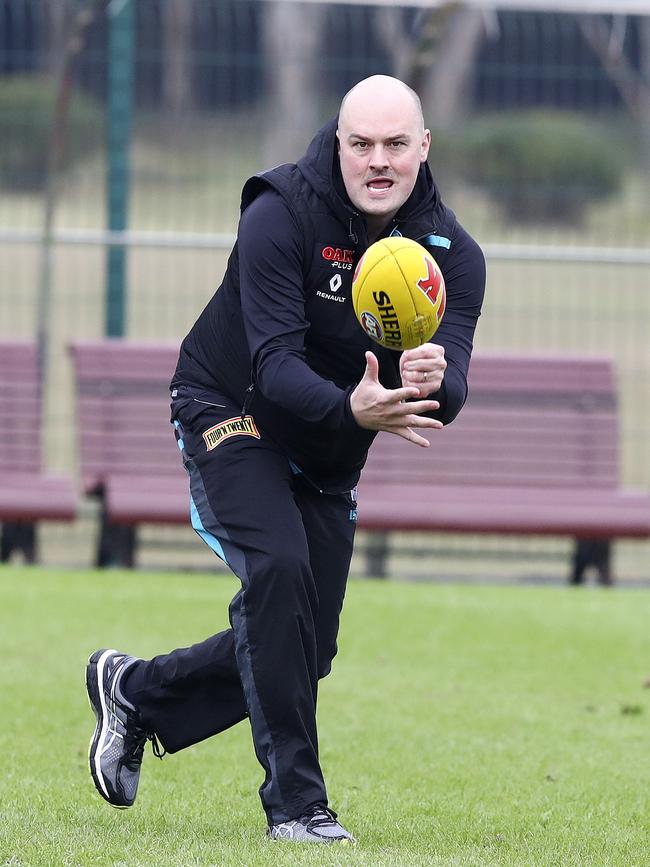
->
xmin=400 ymin=343 xmax=446 ymax=397
xmin=350 ymin=351 xmax=443 ymax=448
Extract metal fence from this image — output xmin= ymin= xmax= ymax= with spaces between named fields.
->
xmin=1 ymin=0 xmax=649 ymax=579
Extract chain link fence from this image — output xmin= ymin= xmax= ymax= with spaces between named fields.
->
xmin=1 ymin=0 xmax=649 ymax=579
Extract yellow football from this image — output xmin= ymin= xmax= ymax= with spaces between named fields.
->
xmin=352 ymin=237 xmax=446 ymax=351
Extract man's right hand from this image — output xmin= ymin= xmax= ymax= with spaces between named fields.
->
xmin=350 ymin=351 xmax=443 ymax=448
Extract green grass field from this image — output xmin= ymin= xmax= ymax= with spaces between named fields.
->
xmin=1 ymin=567 xmax=649 ymax=866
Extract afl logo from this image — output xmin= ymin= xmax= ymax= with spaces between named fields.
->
xmin=360 ymin=311 xmax=384 ymax=342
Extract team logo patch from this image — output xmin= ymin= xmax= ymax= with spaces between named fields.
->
xmin=203 ymin=416 xmax=260 ymax=450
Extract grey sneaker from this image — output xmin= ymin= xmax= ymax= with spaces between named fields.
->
xmin=268 ymin=805 xmax=356 ymax=844
xmin=86 ymin=648 xmax=163 ymax=808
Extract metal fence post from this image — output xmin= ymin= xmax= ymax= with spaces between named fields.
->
xmin=105 ymin=0 xmax=134 ymax=337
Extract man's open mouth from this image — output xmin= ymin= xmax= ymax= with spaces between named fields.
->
xmin=366 ymin=178 xmax=393 ymax=191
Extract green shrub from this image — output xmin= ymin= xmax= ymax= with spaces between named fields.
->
xmin=0 ymin=74 xmax=103 ymax=191
xmin=463 ymin=110 xmax=624 ymax=224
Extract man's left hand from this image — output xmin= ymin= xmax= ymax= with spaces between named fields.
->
xmin=400 ymin=344 xmax=446 ymax=397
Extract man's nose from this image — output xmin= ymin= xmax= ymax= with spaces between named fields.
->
xmin=368 ymin=145 xmax=389 ymax=169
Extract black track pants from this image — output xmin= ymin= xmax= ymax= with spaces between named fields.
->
xmin=125 ymin=386 xmax=357 ymax=824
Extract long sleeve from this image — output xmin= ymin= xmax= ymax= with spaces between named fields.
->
xmin=428 ymin=222 xmax=486 ymax=425
xmin=238 ymin=190 xmax=356 ymax=429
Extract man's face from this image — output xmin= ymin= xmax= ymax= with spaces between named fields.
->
xmin=337 ymin=96 xmax=430 ymax=226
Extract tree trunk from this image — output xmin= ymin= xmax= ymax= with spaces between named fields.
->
xmin=376 ymin=5 xmax=485 ymax=133
xmin=162 ymin=0 xmax=195 ymax=115
xmin=44 ymin=1 xmax=69 ymax=78
xmin=424 ymin=7 xmax=485 ymax=132
xmin=581 ymin=14 xmax=650 ymax=175
xmin=638 ymin=17 xmax=650 ymax=175
xmin=262 ymin=1 xmax=326 ymax=167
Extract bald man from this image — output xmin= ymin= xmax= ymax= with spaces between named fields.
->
xmin=86 ymin=75 xmax=485 ymax=844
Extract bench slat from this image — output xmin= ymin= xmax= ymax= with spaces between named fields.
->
xmin=356 ymin=484 xmax=650 ymax=537
xmin=106 ymin=474 xmax=189 ymax=524
xmin=0 ymin=343 xmax=76 ymax=528
xmin=0 ymin=343 xmax=42 ymax=474
xmin=70 ymin=341 xmax=182 ymax=492
xmin=0 ymin=473 xmax=76 ymax=521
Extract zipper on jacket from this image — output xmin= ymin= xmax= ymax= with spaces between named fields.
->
xmin=348 ymin=216 xmax=358 ymax=244
xmin=192 ymin=397 xmax=226 ymax=408
xmin=241 ymin=382 xmax=255 ymax=419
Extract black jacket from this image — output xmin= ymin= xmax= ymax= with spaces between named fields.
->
xmin=173 ymin=118 xmax=485 ymax=491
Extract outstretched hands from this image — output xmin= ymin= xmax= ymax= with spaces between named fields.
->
xmin=350 ymin=351 xmax=443 ymax=448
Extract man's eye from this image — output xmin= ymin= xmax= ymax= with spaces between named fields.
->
xmin=353 ymin=141 xmax=369 ymax=150
xmin=389 ymin=141 xmax=406 ymax=149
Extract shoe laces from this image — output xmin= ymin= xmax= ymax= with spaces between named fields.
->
xmin=149 ymin=732 xmax=165 ymax=760
xmin=302 ymin=803 xmax=338 ymax=828
xmin=123 ymin=715 xmax=166 ymax=770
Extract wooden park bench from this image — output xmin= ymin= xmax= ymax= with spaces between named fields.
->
xmin=358 ymin=352 xmax=650 ymax=584
xmin=69 ymin=340 xmax=187 ymax=567
xmin=70 ymin=342 xmax=650 ymax=583
xmin=0 ymin=341 xmax=76 ymax=562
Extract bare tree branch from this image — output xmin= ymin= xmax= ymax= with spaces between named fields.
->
xmin=579 ymin=15 xmax=643 ymax=118
xmin=580 ymin=13 xmax=650 ymax=169
xmin=375 ymin=3 xmax=485 ymax=131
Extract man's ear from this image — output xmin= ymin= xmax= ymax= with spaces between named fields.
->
xmin=420 ymin=129 xmax=431 ymax=163
xmin=335 ymin=128 xmax=341 ymax=153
